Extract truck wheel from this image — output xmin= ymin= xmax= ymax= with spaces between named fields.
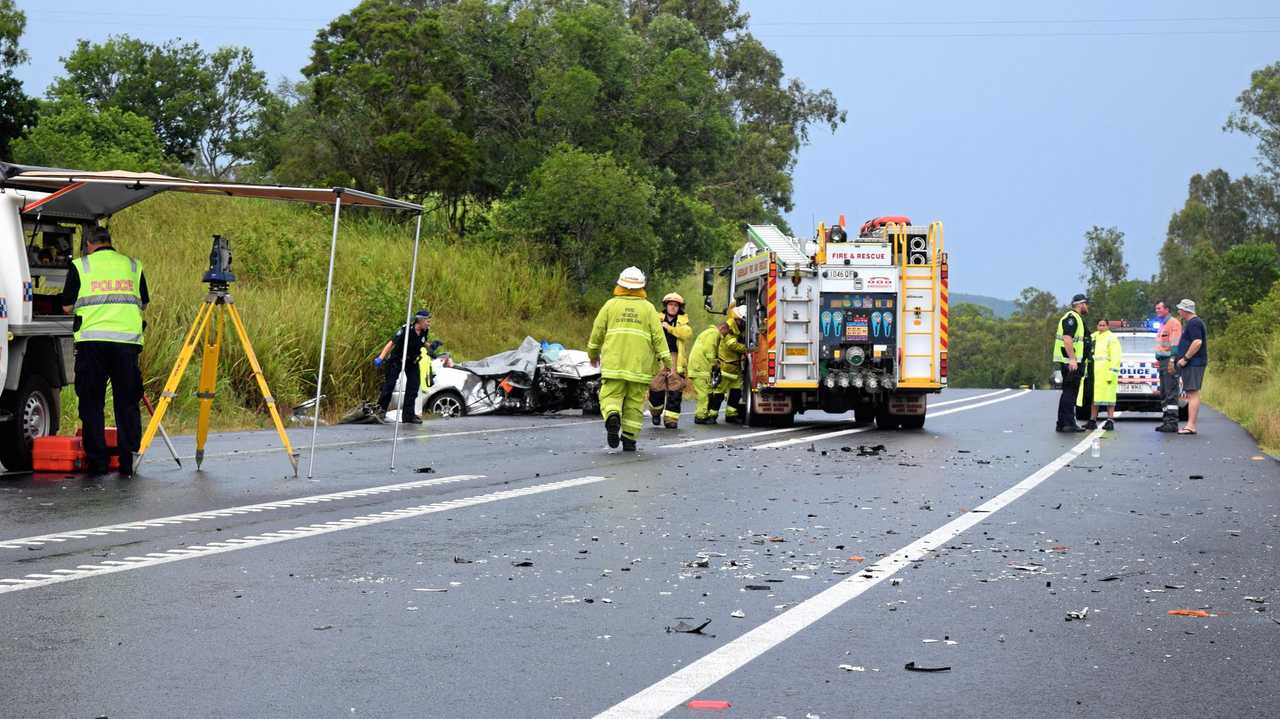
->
xmin=874 ymin=410 xmax=900 ymax=430
xmin=0 ymin=375 xmax=60 ymax=471
xmin=899 ymin=413 xmax=926 ymax=430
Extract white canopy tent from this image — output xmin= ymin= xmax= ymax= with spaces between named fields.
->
xmin=1 ymin=163 xmax=427 ymax=477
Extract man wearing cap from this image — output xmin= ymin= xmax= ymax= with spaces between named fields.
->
xmin=648 ymin=292 xmax=691 ymax=429
xmin=1053 ymin=294 xmax=1089 ymax=432
xmin=60 ymin=225 xmax=149 ymax=477
xmin=1172 ymin=299 xmax=1207 ymax=435
xmin=374 ymin=309 xmax=432 ymax=424
xmin=587 ymin=267 xmax=672 ymax=451
xmin=1152 ymin=300 xmax=1182 ymax=432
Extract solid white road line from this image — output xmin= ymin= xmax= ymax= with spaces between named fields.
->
xmin=0 ymin=475 xmax=611 ymax=595
xmin=593 ymin=429 xmax=1103 ymax=719
xmin=0 ymin=474 xmax=487 ymax=550
xmin=754 ymin=388 xmax=1032 ymax=449
xmin=927 ymin=387 xmax=1010 ymax=407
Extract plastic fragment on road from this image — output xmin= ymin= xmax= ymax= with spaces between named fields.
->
xmin=839 ymin=664 xmax=866 ymax=672
xmin=414 ymin=466 xmax=434 ymax=474
xmin=1243 ymin=596 xmax=1267 ymax=604
xmin=453 ymin=556 xmax=473 ymax=564
xmin=745 ymin=585 xmax=771 ymax=591
xmin=848 ymin=555 xmax=865 ymax=562
xmin=730 ymin=609 xmax=746 ymax=618
xmin=668 ymin=618 xmax=713 ymax=635
xmin=511 ymin=560 xmax=534 ymax=567
xmin=1066 ymin=607 xmax=1089 ymax=621
xmin=1168 ymin=609 xmax=1212 ymax=617
xmin=414 ymin=588 xmax=448 ymax=592
xmin=904 ymin=662 xmax=951 ymax=672
xmin=687 ymin=700 xmax=732 ymax=711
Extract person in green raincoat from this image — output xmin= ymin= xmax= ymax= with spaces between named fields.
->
xmin=717 ymin=305 xmax=748 ymax=423
xmin=687 ymin=324 xmax=723 ymax=424
xmin=587 ymin=267 xmax=672 ymax=451
xmin=1079 ymin=318 xmax=1122 ymax=430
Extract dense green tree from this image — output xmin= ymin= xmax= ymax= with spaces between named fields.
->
xmin=1203 ymin=241 xmax=1280 ymax=326
xmin=12 ymin=97 xmax=169 ymax=172
xmin=0 ymin=0 xmax=34 ymax=159
xmin=1226 ymin=61 xmax=1280 ymax=181
xmin=51 ymin=35 xmax=270 ymax=174
xmin=1012 ymin=287 xmax=1059 ymax=320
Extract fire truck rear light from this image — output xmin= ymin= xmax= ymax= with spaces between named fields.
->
xmin=940 ymin=352 xmax=948 ymax=378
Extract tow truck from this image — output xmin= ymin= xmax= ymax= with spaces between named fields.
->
xmin=703 ymin=215 xmax=948 ymax=428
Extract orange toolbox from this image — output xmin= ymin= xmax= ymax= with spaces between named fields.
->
xmin=32 ymin=428 xmax=119 ymax=472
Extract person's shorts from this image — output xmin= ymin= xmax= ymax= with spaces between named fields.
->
xmin=1179 ymin=364 xmax=1206 ymax=392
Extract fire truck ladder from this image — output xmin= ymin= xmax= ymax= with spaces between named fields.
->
xmin=894 ymin=222 xmax=945 ymax=390
xmin=777 ymin=284 xmax=817 ymax=383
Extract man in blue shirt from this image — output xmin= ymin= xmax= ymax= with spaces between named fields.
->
xmin=1172 ymin=299 xmax=1207 ymax=435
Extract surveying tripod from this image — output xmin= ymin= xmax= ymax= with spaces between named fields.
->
xmin=139 ymin=237 xmax=298 ymax=474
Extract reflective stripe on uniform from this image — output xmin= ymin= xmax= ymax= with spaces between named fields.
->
xmin=73 ymin=294 xmax=144 ymax=309
xmin=78 ymin=330 xmax=143 ymax=343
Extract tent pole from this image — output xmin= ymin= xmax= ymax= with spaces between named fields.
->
xmin=390 ymin=213 xmax=424 ymax=471
xmin=307 ymin=192 xmax=343 ymax=479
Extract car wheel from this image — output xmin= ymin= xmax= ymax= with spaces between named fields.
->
xmin=428 ymin=391 xmax=465 ymax=418
xmin=0 ymin=374 xmax=60 ymax=471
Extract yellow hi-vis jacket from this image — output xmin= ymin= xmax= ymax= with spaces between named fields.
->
xmin=73 ymin=249 xmax=144 ymax=345
xmin=660 ymin=313 xmax=692 ymax=374
xmin=717 ymin=313 xmax=747 ymax=367
xmin=687 ymin=326 xmax=721 ymax=379
xmin=1079 ymin=329 xmax=1122 ymax=407
xmin=587 ymin=292 xmax=671 ymax=384
xmin=1053 ymin=309 xmax=1083 ymax=363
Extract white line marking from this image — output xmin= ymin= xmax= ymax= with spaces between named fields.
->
xmin=754 ymin=389 xmax=1032 ymax=449
xmin=0 ymin=475 xmax=611 ymax=595
xmin=594 ymin=430 xmax=1103 ymax=719
xmin=927 ymin=388 xmax=1009 ymax=407
xmin=0 ymin=474 xmax=486 ymax=550
xmin=178 ymin=419 xmax=602 ymax=462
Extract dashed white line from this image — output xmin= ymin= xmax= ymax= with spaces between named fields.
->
xmin=0 ymin=475 xmax=611 ymax=595
xmin=753 ymin=388 xmax=1032 ymax=449
xmin=0 ymin=474 xmax=487 ymax=550
xmin=594 ymin=429 xmax=1103 ymax=719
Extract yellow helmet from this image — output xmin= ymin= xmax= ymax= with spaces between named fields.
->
xmin=662 ymin=292 xmax=685 ymax=305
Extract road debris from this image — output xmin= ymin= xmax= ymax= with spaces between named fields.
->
xmin=1168 ymin=609 xmax=1212 ymax=618
xmin=414 ymin=466 xmax=434 ymax=474
xmin=1066 ymin=607 xmax=1089 ymax=621
xmin=452 ymin=556 xmax=473 ymax=564
xmin=686 ymin=700 xmax=732 ymax=710
xmin=1243 ymin=596 xmax=1267 ymax=604
xmin=413 ymin=587 xmax=449 ymax=593
xmin=857 ymin=444 xmax=886 ymax=457
xmin=744 ymin=585 xmax=771 ymax=591
xmin=668 ymin=618 xmax=714 ymax=636
xmin=511 ymin=560 xmax=534 ymax=567
xmin=904 ymin=662 xmax=951 ymax=672
xmin=313 ymin=625 xmax=333 ymax=631
xmin=838 ymin=664 xmax=866 ymax=672
xmin=730 ymin=610 xmax=746 ymax=619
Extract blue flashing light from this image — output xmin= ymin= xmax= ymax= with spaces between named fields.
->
xmin=1150 ymin=320 xmax=1161 ymax=330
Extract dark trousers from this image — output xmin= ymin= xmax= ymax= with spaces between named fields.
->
xmin=648 ymin=388 xmax=683 ymax=418
xmin=74 ymin=342 xmax=143 ymax=471
xmin=1056 ymin=362 xmax=1081 ymax=428
xmin=377 ymin=362 xmax=420 ymax=419
xmin=1158 ymin=360 xmax=1179 ymax=424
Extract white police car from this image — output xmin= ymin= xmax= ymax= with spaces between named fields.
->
xmin=1109 ymin=326 xmax=1188 ymax=420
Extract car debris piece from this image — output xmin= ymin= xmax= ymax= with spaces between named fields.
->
xmin=744 ymin=585 xmax=771 ymax=591
xmin=413 ymin=588 xmax=448 ymax=592
xmin=686 ymin=700 xmax=732 ymax=711
xmin=857 ymin=444 xmax=887 ymax=457
xmin=730 ymin=610 xmax=746 ymax=619
xmin=313 ymin=625 xmax=334 ymax=631
xmin=414 ymin=466 xmax=434 ymax=474
xmin=511 ymin=560 xmax=534 ymax=567
xmin=1244 ymin=596 xmax=1267 ymax=604
xmin=1188 ymin=474 xmax=1203 ymax=480
xmin=904 ymin=662 xmax=951 ymax=672
xmin=838 ymin=664 xmax=866 ymax=672
xmin=1168 ymin=609 xmax=1212 ymax=617
xmin=453 ymin=556 xmax=473 ymax=564
xmin=1066 ymin=607 xmax=1089 ymax=621
xmin=684 ymin=558 xmax=711 ymax=568
xmin=668 ymin=618 xmax=713 ymax=635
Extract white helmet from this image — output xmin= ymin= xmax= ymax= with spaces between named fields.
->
xmin=732 ymin=305 xmax=746 ymax=321
xmin=616 ymin=266 xmax=646 ymax=289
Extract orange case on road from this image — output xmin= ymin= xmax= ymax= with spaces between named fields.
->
xmin=32 ymin=428 xmax=119 ymax=473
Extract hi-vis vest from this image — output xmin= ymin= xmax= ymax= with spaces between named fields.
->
xmin=1052 ymin=309 xmax=1083 ymax=363
xmin=73 ymin=249 xmax=144 ymax=345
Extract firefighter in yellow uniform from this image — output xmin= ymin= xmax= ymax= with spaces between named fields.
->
xmin=1079 ymin=319 xmax=1122 ymax=431
xmin=648 ymin=292 xmax=692 ymax=429
xmin=687 ymin=325 xmax=722 ymax=424
xmin=587 ymin=267 xmax=672 ymax=451
xmin=717 ymin=305 xmax=748 ymax=424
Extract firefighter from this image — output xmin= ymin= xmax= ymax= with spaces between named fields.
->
xmin=1079 ymin=318 xmax=1121 ymax=430
xmin=648 ymin=292 xmax=691 ymax=429
xmin=59 ymin=226 xmax=147 ymax=477
xmin=687 ymin=325 xmax=723 ymax=424
xmin=718 ymin=305 xmax=748 ymax=424
xmin=587 ymin=267 xmax=672 ymax=451
xmin=1053 ymin=294 xmax=1089 ymax=432
xmin=375 ymin=309 xmax=432 ymax=424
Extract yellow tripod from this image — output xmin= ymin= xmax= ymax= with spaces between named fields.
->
xmin=139 ymin=287 xmax=298 ymax=475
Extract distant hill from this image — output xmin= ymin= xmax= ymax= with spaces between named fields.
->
xmin=953 ymin=293 xmax=1016 ymax=319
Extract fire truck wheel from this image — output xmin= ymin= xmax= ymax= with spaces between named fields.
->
xmin=874 ymin=410 xmax=901 ymax=430
xmin=899 ymin=413 xmax=926 ymax=430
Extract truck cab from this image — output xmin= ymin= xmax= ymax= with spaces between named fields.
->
xmin=706 ymin=216 xmax=948 ymax=429
xmin=0 ymin=188 xmax=78 ymax=470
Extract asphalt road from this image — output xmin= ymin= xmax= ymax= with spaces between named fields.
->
xmin=1 ymin=388 xmax=1277 ymax=719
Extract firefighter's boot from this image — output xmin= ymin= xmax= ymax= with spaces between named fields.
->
xmin=605 ymin=413 xmax=621 ymax=449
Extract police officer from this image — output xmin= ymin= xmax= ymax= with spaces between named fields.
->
xmin=1053 ymin=293 xmax=1089 ymax=432
xmin=59 ymin=226 xmax=148 ymax=476
xmin=375 ymin=309 xmax=432 ymax=424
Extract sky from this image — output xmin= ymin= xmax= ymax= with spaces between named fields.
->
xmin=12 ymin=0 xmax=1279 ymax=301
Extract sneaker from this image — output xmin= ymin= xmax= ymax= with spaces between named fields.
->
xmin=621 ymin=437 xmax=637 ymax=452
xmin=1084 ymin=420 xmax=1097 ymax=430
xmin=1102 ymin=419 xmax=1115 ymax=431
xmin=605 ymin=413 xmax=621 ymax=448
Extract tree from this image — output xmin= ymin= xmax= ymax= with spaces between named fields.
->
xmin=1013 ymin=287 xmax=1059 ymax=320
xmin=1081 ymin=226 xmax=1128 ymax=291
xmin=1226 ymin=61 xmax=1280 ymax=181
xmin=1203 ymin=241 xmax=1280 ymax=326
xmin=497 ymin=144 xmax=656 ymax=292
xmin=51 ymin=35 xmax=270 ymax=173
xmin=11 ymin=97 xmax=169 ymax=172
xmin=0 ymin=0 xmax=34 ymax=159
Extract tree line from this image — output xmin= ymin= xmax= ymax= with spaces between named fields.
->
xmin=0 ymin=0 xmax=844 ymax=293
xmin=950 ymin=60 xmax=1280 ymax=389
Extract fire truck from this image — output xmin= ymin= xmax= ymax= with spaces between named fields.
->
xmin=703 ymin=216 xmax=948 ymax=428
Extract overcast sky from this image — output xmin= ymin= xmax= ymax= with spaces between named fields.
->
xmin=13 ymin=0 xmax=1278 ymax=300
